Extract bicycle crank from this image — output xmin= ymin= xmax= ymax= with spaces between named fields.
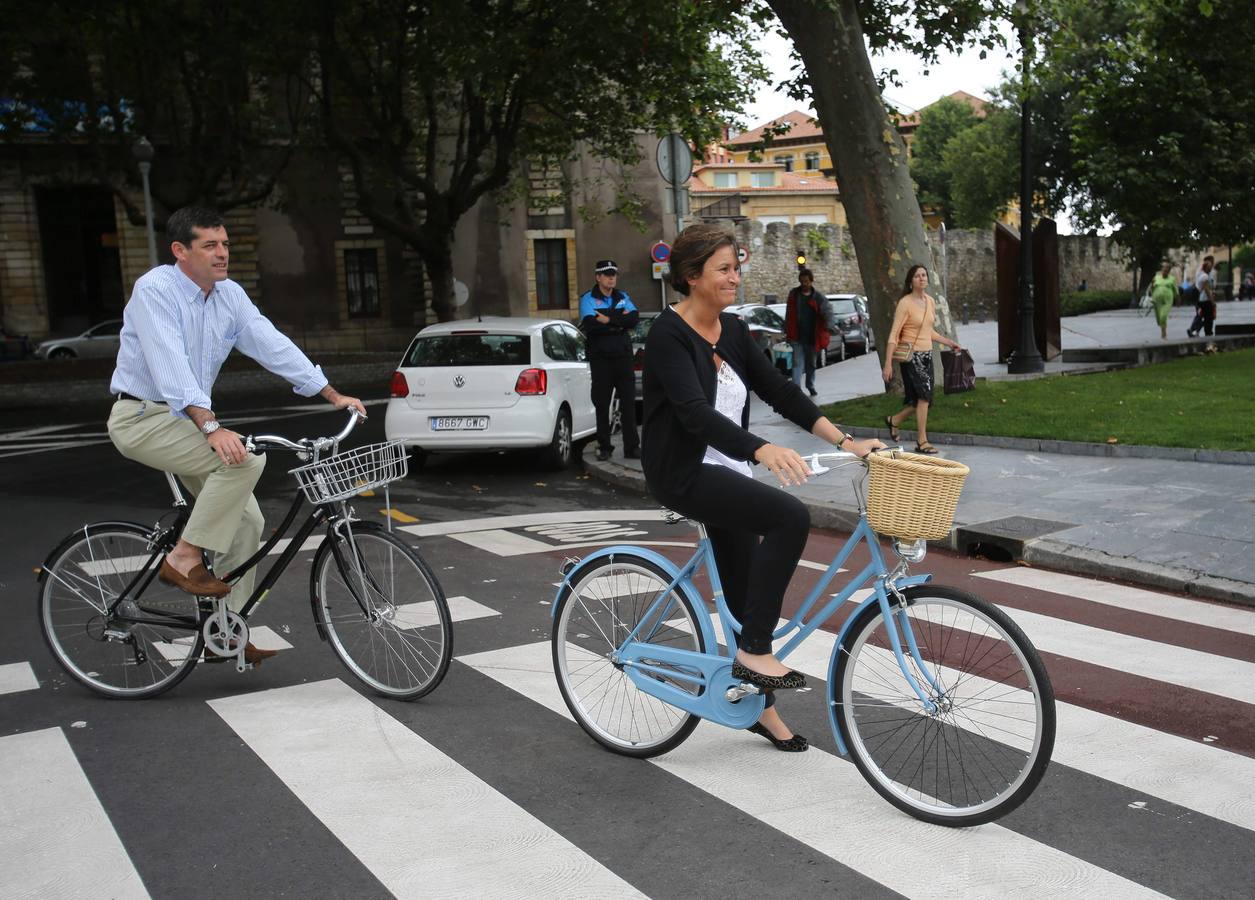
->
xmin=202 ymin=607 xmax=250 ymax=672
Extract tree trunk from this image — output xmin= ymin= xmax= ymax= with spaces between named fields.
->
xmin=423 ymin=227 xmax=457 ymax=323
xmin=770 ymin=0 xmax=957 ymax=391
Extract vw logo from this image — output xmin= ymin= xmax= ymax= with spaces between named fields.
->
xmin=454 ymin=375 xmax=465 ymax=388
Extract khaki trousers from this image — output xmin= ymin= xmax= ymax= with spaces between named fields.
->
xmin=107 ymin=400 xmax=265 ymax=612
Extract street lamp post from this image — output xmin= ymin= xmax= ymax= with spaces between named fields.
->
xmin=132 ymin=136 xmax=158 ymax=268
xmin=1008 ymin=0 xmax=1044 ymax=374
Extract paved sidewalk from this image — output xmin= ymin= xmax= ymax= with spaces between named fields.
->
xmin=585 ymin=302 xmax=1255 ymax=607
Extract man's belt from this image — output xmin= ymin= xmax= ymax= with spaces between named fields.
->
xmin=117 ymin=392 xmax=161 ymax=403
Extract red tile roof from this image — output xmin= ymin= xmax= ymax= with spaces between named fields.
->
xmin=726 ymin=110 xmax=823 ymax=147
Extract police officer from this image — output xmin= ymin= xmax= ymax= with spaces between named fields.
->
xmin=578 ymin=259 xmax=640 ymax=461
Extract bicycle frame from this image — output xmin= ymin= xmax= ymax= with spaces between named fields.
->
xmin=553 ymin=515 xmax=938 ymax=756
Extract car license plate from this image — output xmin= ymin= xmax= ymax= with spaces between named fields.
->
xmin=430 ymin=416 xmax=488 ymax=431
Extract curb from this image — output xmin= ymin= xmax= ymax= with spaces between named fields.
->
xmin=580 ymin=448 xmax=1255 ymax=609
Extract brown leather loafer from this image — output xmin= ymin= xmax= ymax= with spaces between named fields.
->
xmin=158 ymin=559 xmax=231 ymax=597
xmin=203 ymin=642 xmax=279 ymax=666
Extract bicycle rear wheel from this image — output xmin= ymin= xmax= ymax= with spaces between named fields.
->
xmin=552 ymin=553 xmax=705 ymax=758
xmin=831 ymin=585 xmax=1055 ymax=826
xmin=39 ymin=523 xmax=204 ymax=699
xmin=311 ymin=523 xmax=452 ymax=700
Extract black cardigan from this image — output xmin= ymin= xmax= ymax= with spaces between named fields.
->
xmin=641 ymin=308 xmax=823 ymax=496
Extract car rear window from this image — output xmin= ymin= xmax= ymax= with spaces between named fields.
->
xmin=831 ymin=299 xmax=857 ymax=316
xmin=404 ymin=333 xmax=531 ymax=367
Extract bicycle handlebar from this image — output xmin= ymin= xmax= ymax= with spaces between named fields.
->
xmin=244 ymin=409 xmax=363 ymax=458
xmin=801 ymin=445 xmax=904 ymax=475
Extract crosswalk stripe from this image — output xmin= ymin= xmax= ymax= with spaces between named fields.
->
xmin=0 ymin=662 xmax=39 ymax=696
xmin=450 ymin=529 xmax=555 ymax=556
xmin=739 ymin=614 xmax=1255 ymax=834
xmin=208 ymin=679 xmax=643 ymax=899
xmin=400 ymin=509 xmax=671 ymax=537
xmin=1 ymin=728 xmax=148 ymax=899
xmin=974 ymin=567 xmax=1255 ymax=637
xmin=459 ymin=642 xmax=1166 ymax=899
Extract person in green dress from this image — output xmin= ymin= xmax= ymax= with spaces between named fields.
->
xmin=1150 ymin=261 xmax=1178 ymax=340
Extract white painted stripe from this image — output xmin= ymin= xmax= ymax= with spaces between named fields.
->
xmin=460 ymin=642 xmax=1164 ymax=900
xmin=974 ymin=567 xmax=1255 ymax=637
xmin=449 ymin=529 xmax=555 ymax=556
xmin=0 ymin=728 xmax=148 ymax=899
xmin=400 ymin=509 xmax=671 ymax=537
xmin=246 ymin=625 xmax=294 ymax=651
xmin=209 ymin=679 xmax=642 ymax=899
xmin=0 ymin=662 xmax=39 ymax=695
xmin=763 ymin=614 xmax=1255 ymax=834
xmin=266 ymin=535 xmax=324 ymax=556
xmin=76 ymin=554 xmax=151 ymax=577
xmin=395 ymin=595 xmax=500 ymax=629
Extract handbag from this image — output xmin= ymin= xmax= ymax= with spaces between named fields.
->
xmin=892 ymin=341 xmax=912 ymax=362
xmin=942 ymin=348 xmax=976 ymax=394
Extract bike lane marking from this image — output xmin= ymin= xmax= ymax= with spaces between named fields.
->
xmin=0 ymin=661 xmax=39 ymax=696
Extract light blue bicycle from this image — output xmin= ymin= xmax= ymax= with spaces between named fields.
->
xmin=551 ymin=450 xmax=1056 ymax=826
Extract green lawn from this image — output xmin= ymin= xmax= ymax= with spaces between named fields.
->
xmin=821 ymin=347 xmax=1255 ymax=452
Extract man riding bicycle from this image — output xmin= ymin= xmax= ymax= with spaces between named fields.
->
xmin=106 ymin=206 xmax=366 ymax=665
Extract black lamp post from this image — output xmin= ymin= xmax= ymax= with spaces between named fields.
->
xmin=131 ymin=136 xmax=158 ymax=268
xmin=1008 ymin=0 xmax=1044 ymax=374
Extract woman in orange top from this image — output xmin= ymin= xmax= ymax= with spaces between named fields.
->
xmin=881 ymin=264 xmax=962 ymax=454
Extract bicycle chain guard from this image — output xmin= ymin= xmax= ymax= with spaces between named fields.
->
xmin=202 ymin=607 xmax=250 ymax=671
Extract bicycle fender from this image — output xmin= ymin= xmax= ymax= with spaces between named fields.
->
xmin=551 ymin=545 xmax=715 ymax=654
xmin=38 ymin=521 xmax=152 ymax=579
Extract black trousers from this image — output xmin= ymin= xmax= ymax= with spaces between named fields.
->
xmin=1188 ymin=301 xmax=1215 ymax=336
xmin=654 ymin=464 xmax=810 ymax=654
xmin=590 ymin=356 xmax=638 ymax=453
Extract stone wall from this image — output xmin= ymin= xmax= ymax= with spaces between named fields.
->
xmin=729 ymin=219 xmax=1201 ymax=322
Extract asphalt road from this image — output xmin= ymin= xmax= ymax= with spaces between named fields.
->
xmin=2 ymin=400 xmax=1253 ymax=899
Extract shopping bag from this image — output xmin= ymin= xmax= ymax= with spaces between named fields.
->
xmin=942 ymin=348 xmax=975 ymax=394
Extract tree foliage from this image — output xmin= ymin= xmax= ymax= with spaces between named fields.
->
xmin=909 ymin=96 xmax=979 ymax=226
xmin=1029 ymin=0 xmax=1255 ymax=273
xmin=0 ymin=1 xmax=313 ymax=226
xmin=313 ymin=0 xmax=769 ymax=319
xmin=942 ymin=104 xmax=1019 ymax=227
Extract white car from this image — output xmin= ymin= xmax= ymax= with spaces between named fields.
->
xmin=384 ymin=317 xmax=596 ymax=470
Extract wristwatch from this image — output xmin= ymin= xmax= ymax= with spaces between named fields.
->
xmin=836 ymin=432 xmax=852 ymax=447
xmin=201 ymin=419 xmax=221 ymax=436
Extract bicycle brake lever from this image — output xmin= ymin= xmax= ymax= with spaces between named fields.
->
xmin=806 ymin=453 xmax=831 ymax=475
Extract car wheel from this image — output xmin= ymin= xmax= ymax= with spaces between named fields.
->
xmin=410 ymin=448 xmax=429 ymax=475
xmin=540 ymin=409 xmax=573 ymax=470
xmin=49 ymin=347 xmax=75 ymax=360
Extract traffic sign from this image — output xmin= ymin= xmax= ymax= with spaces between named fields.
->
xmin=651 ymin=241 xmax=671 ymax=263
xmin=737 ymin=246 xmax=750 ymax=264
xmin=651 ymin=262 xmax=670 ymax=280
xmin=656 ymin=133 xmax=693 ymax=186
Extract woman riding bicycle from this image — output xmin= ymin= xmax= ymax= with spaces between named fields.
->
xmin=640 ymin=223 xmax=882 ymax=752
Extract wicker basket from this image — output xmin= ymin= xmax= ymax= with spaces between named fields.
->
xmin=865 ymin=451 xmax=970 ymax=541
xmin=288 ymin=441 xmax=408 ymax=504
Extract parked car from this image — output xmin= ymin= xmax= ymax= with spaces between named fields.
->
xmin=384 ymin=317 xmax=596 ymax=470
xmin=33 ymin=319 xmax=124 ymax=360
xmin=726 ymin=304 xmax=793 ymax=373
xmin=825 ymin=294 xmax=875 ymax=356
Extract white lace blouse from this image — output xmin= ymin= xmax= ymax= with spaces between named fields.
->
xmin=701 ymin=362 xmax=752 ymax=477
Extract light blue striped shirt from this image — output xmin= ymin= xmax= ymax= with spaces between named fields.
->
xmin=110 ymin=264 xmax=328 ymax=417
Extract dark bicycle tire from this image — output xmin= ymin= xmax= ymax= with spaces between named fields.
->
xmin=39 ymin=522 xmax=205 ymax=699
xmin=831 ymin=584 xmax=1055 ymax=827
xmin=311 ymin=523 xmax=452 ymax=700
xmin=552 ymin=552 xmax=705 ymax=758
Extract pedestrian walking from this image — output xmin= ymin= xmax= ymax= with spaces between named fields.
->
xmin=882 ymin=264 xmax=962 ymax=455
xmin=578 ymin=259 xmax=640 ymax=461
xmin=1150 ymin=261 xmax=1178 ymax=340
xmin=106 ymin=206 xmax=366 ymax=665
xmin=1187 ymin=255 xmax=1216 ymax=337
xmin=783 ymin=268 xmax=831 ymax=397
xmin=641 ymin=222 xmax=882 ymax=751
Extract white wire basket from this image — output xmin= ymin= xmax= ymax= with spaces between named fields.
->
xmin=289 ymin=441 xmax=409 ymax=504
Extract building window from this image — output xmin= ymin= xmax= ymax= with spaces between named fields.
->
xmin=773 ymin=154 xmax=794 ymax=172
xmin=804 ymin=151 xmax=820 ymax=170
xmin=751 ymin=171 xmax=775 ymax=188
xmin=345 ymin=248 xmax=380 ymax=317
xmin=534 ymin=238 xmax=569 ymax=310
xmin=712 ymin=171 xmax=737 ymax=188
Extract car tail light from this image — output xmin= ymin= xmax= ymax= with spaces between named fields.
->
xmin=390 ymin=371 xmax=409 ymax=398
xmin=633 ymin=349 xmax=645 ymax=371
xmin=514 ymin=367 xmax=547 ymax=395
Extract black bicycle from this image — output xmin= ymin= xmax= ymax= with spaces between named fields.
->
xmin=38 ymin=411 xmax=453 ymax=700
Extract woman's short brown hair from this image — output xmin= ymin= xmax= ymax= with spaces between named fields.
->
xmin=669 ymin=223 xmax=738 ymax=295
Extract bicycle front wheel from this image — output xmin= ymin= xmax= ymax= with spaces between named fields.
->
xmin=312 ymin=524 xmax=452 ymax=700
xmin=39 ymin=523 xmax=204 ymax=699
xmin=832 ymin=585 xmax=1055 ymax=826
xmin=552 ymin=553 xmax=705 ymax=758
